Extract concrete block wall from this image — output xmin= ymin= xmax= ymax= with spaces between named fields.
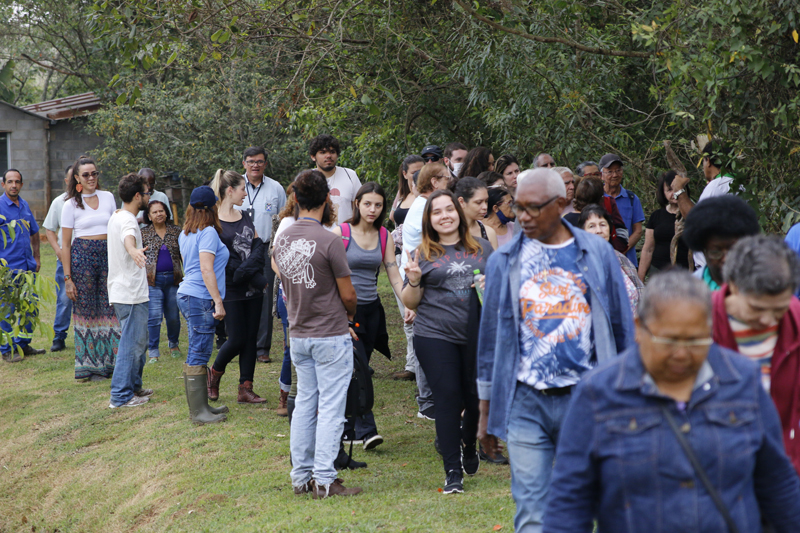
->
xmin=48 ymin=118 xmax=103 ymax=201
xmin=0 ymin=104 xmax=48 ymax=219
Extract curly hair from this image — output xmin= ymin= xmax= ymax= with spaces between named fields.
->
xmin=682 ymin=195 xmax=759 ymax=251
xmin=308 ymin=134 xmax=341 ymax=156
xmin=723 ymin=235 xmax=800 ymax=296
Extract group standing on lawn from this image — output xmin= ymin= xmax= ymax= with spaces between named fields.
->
xmin=3 ymin=136 xmax=800 ymax=530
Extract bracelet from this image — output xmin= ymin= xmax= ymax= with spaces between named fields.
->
xmin=64 ymin=275 xmax=71 ymax=281
xmin=408 ymin=279 xmax=421 ymax=287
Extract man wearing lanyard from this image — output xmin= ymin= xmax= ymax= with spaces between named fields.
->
xmin=238 ymin=146 xmax=287 ymax=363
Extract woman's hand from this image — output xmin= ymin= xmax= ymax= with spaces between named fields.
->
xmin=404 ymin=249 xmax=422 ymax=286
xmin=213 ymin=300 xmax=226 ymax=320
xmin=403 ymin=308 xmax=416 ymax=324
xmin=66 ymin=279 xmax=77 ymax=301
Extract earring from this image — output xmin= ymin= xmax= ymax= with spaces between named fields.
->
xmin=75 ymin=183 xmax=83 ymax=193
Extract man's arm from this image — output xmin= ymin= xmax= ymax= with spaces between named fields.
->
xmin=123 ymin=235 xmax=147 ymax=268
xmin=31 ymin=232 xmax=40 ymax=273
xmin=626 ymin=222 xmax=643 ymax=255
xmin=45 ymin=229 xmax=62 ymax=262
xmin=670 ymin=174 xmax=695 ymax=218
xmin=335 ymin=276 xmax=358 ymax=320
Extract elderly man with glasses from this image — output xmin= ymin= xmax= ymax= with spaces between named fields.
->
xmin=599 ymin=153 xmax=645 ymax=268
xmin=477 ymin=168 xmax=634 ymax=533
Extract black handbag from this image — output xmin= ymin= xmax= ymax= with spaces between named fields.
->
xmin=660 ymin=404 xmax=740 ymax=533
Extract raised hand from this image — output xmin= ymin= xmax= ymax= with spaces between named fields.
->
xmin=404 ymin=249 xmax=422 ymax=286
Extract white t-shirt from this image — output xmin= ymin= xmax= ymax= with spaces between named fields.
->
xmin=107 ymin=209 xmax=149 ymax=305
xmin=61 ymin=190 xmax=117 ymax=238
xmin=692 ymin=174 xmax=736 ymax=270
xmin=274 ymin=216 xmax=337 ymax=240
xmin=400 ymin=195 xmax=428 ymax=277
xmin=43 ymin=192 xmax=68 ymax=248
xmin=326 ymin=167 xmax=361 ymax=224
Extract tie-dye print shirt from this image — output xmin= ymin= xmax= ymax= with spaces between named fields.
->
xmin=517 ymin=236 xmax=594 ymax=389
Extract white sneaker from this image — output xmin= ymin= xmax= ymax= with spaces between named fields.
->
xmin=363 ymin=434 xmax=384 ymax=450
xmin=109 ymin=396 xmax=150 ymax=409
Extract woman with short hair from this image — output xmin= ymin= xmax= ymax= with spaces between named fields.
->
xmin=141 ymin=200 xmax=183 ymax=362
xmin=544 ymin=270 xmax=800 ymax=532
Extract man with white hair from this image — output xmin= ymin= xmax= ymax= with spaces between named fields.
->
xmin=476 ymin=168 xmax=634 ymax=533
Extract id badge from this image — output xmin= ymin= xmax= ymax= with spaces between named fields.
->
xmin=245 ymin=207 xmax=255 ymax=219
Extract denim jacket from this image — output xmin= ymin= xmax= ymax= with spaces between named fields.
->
xmin=543 ymin=344 xmax=800 ymax=533
xmin=476 ymin=221 xmax=635 ymax=440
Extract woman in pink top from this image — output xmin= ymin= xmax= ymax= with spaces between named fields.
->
xmin=61 ymin=156 xmax=121 ymax=381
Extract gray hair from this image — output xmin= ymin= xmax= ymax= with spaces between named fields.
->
xmin=516 ymin=168 xmax=567 ymax=199
xmin=553 ymin=166 xmax=573 ymax=178
xmin=638 ymin=270 xmax=712 ymax=325
xmin=723 ymin=235 xmax=800 ymax=296
xmin=575 ymin=161 xmax=599 ymax=177
xmin=533 ymin=153 xmax=553 ymax=168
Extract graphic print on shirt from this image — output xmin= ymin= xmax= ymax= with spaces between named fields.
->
xmin=232 ymin=225 xmax=254 ymax=261
xmin=517 ymin=239 xmax=594 ymax=388
xmin=275 ymin=234 xmax=317 ymax=288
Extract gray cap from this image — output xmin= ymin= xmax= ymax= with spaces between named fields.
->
xmin=598 ymin=153 xmax=623 ymax=169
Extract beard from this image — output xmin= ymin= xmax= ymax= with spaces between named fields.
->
xmin=318 ymin=163 xmax=336 ymax=172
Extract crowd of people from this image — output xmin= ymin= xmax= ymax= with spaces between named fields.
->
xmin=3 ymin=134 xmax=800 ymax=530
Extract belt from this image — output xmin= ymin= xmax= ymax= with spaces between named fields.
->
xmin=536 ymin=385 xmax=574 ymax=396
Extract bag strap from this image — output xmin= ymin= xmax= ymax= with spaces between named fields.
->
xmin=340 ymin=222 xmax=351 ymax=251
xmin=660 ymin=404 xmax=740 ymax=533
xmin=379 ymin=226 xmax=388 ymax=258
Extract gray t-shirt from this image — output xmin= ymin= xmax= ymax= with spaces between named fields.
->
xmin=274 ymin=219 xmax=352 ymax=338
xmin=346 ymin=234 xmax=382 ymax=305
xmin=406 ymin=239 xmax=492 ymax=344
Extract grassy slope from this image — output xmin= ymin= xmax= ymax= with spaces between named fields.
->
xmin=0 ymin=245 xmax=514 ymax=533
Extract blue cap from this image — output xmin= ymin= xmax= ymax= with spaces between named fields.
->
xmin=189 ymin=185 xmax=217 ymax=209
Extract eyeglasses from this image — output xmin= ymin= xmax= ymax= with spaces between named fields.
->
xmin=641 ymin=323 xmax=713 ymax=350
xmin=245 ymin=160 xmax=266 ymax=166
xmin=603 ymin=167 xmax=623 ymax=175
xmin=582 ymin=171 xmax=601 ymax=178
xmin=541 ymin=162 xmax=555 ymax=168
xmin=510 ymin=196 xmax=559 ymax=217
xmin=423 ymin=155 xmax=441 ymax=162
xmin=80 ymin=171 xmax=100 ymax=179
xmin=705 ymin=248 xmax=729 ymax=261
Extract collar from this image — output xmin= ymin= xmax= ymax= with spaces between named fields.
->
xmin=615 ymin=343 xmax=741 ymax=392
xmin=497 ymin=219 xmax=581 ymax=258
xmin=608 ymin=186 xmax=629 ymax=199
xmin=246 ymin=175 xmax=264 ymax=188
xmin=0 ymin=193 xmax=17 ymax=207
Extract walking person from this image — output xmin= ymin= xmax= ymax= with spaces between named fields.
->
xmin=402 ymin=190 xmax=493 ymax=494
xmin=455 ymin=177 xmax=498 ymax=249
xmin=141 ymin=200 xmax=183 ymax=362
xmin=599 ymin=153 xmax=645 ymax=267
xmin=61 ymin=157 xmax=121 ymax=381
xmin=334 ymin=182 xmax=414 ymax=450
xmin=177 ymin=185 xmax=230 ymax=425
xmin=638 ymin=170 xmax=692 ymax=279
xmin=42 ymin=165 xmax=74 ymax=353
xmin=107 ymin=174 xmax=153 ymax=409
xmin=477 ymin=168 xmax=634 ymax=531
xmin=274 ymin=170 xmax=362 ymax=499
xmin=208 ymin=169 xmax=269 ymax=405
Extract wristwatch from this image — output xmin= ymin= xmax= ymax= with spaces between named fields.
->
xmin=672 ymin=189 xmax=685 ymax=200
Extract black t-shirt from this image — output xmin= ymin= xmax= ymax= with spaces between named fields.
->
xmin=646 ymin=207 xmax=689 ymax=270
xmin=220 ymin=212 xmax=260 ymax=301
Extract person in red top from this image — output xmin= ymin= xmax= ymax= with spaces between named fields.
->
xmin=711 ymin=235 xmax=800 ymax=475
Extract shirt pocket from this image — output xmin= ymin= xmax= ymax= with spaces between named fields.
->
xmin=264 ymin=196 xmax=279 ymax=215
xmin=702 ymin=404 xmax=758 ymax=459
xmin=602 ymin=411 xmax=662 ymax=466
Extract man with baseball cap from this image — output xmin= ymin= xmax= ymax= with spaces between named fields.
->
xmin=420 ymin=145 xmax=444 ymax=163
xmin=599 ymin=153 xmax=645 ymax=267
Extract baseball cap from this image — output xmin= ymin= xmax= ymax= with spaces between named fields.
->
xmin=189 ymin=185 xmax=218 ymax=209
xmin=421 ymin=145 xmax=443 ymax=160
xmin=598 ymin=154 xmax=623 ymax=169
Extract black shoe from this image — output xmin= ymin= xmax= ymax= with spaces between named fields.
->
xmin=479 ymin=445 xmax=509 ymax=465
xmin=50 ymin=339 xmax=66 ymax=352
xmin=417 ymin=406 xmax=435 ymax=420
xmin=462 ymin=446 xmax=480 ymax=476
xmin=443 ymin=470 xmax=464 ymax=494
xmin=363 ymin=434 xmax=384 ymax=450
xmin=333 ymin=448 xmax=367 ymax=470
xmin=22 ymin=345 xmax=45 ymax=356
xmin=216 ymin=338 xmax=226 ymax=349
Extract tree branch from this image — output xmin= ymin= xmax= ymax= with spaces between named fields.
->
xmin=20 ymin=54 xmax=90 ymax=78
xmin=453 ymin=0 xmax=652 ymax=59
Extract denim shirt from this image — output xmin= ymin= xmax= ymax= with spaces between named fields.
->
xmin=477 ymin=221 xmax=634 ymax=440
xmin=543 ymin=344 xmax=800 ymax=533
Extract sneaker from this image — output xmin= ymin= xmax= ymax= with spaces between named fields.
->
xmin=363 ymin=434 xmax=384 ymax=450
xmin=170 ymin=347 xmax=182 ymax=358
xmin=22 ymin=345 xmax=45 ymax=356
xmin=443 ymin=470 xmax=464 ymax=494
xmin=479 ymin=445 xmax=510 ymax=465
xmin=311 ymin=478 xmax=362 ymax=499
xmin=342 ymin=436 xmax=364 ymax=445
xmin=109 ymin=396 xmax=150 ymax=409
xmin=391 ymin=370 xmax=415 ymax=381
xmin=417 ymin=406 xmax=435 ymax=420
xmin=133 ymin=388 xmax=154 ymax=397
xmin=50 ymin=339 xmax=66 ymax=352
xmin=462 ymin=446 xmax=480 ymax=476
xmin=148 ymin=357 xmax=158 ymax=364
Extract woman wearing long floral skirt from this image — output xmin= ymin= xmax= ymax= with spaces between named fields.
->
xmin=61 ymin=156 xmax=121 ymax=381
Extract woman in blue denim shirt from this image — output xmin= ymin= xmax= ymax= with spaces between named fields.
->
xmin=544 ymin=271 xmax=800 ymax=533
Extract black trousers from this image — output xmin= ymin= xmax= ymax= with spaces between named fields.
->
xmin=414 ymin=335 xmax=480 ymax=474
xmin=255 ymin=262 xmax=275 ymax=356
xmin=212 ymin=295 xmax=263 ymax=384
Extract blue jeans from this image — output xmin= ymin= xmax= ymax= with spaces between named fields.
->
xmin=289 ymin=334 xmax=352 ymax=488
xmin=147 ymin=272 xmax=180 ymax=358
xmin=110 ymin=303 xmax=148 ymax=406
xmin=277 ymin=286 xmax=291 ymax=391
xmin=177 ymin=294 xmax=216 ymax=366
xmin=506 ymin=382 xmax=573 ymax=533
xmin=54 ymin=260 xmax=73 ymax=341
xmin=0 ymin=300 xmax=35 ymax=354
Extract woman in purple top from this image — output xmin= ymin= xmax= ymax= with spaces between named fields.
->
xmin=141 ymin=200 xmax=183 ymax=362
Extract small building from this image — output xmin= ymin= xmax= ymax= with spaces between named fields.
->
xmin=0 ymin=92 xmax=103 ymax=220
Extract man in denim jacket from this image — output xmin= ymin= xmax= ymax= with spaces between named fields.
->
xmin=477 ymin=168 xmax=634 ymax=533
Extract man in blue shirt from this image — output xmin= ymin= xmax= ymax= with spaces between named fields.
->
xmin=477 ymin=168 xmax=634 ymax=533
xmin=0 ymin=169 xmax=46 ymax=361
xmin=600 ymin=153 xmax=645 ymax=267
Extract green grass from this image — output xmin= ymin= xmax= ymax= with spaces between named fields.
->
xmin=0 ymin=245 xmax=514 ymax=532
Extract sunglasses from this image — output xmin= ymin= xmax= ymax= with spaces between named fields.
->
xmin=423 ymin=155 xmax=441 ymax=162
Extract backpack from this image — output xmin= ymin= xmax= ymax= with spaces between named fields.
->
xmin=345 ymin=343 xmax=374 ymax=419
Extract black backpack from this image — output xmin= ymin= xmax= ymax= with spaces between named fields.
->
xmin=345 ymin=344 xmax=374 ymax=419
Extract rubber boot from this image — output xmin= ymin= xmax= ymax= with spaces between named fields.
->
xmin=184 ymin=364 xmax=227 ymax=425
xmin=182 ymin=369 xmax=229 ymax=416
xmin=207 ymin=366 xmax=224 ymax=401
